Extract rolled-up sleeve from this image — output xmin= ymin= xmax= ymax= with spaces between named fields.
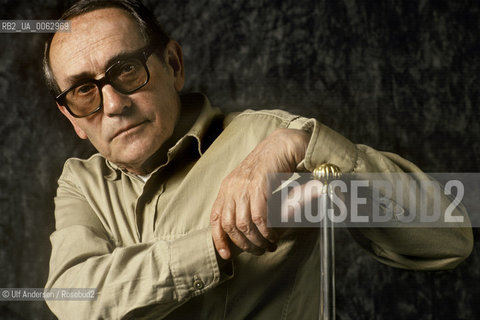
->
xmin=288 ymin=117 xmax=473 ymax=270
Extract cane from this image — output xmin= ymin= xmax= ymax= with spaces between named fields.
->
xmin=313 ymin=163 xmax=342 ymax=320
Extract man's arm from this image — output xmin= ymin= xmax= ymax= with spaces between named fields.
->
xmin=210 ymin=128 xmax=309 ymax=259
xmin=210 ymin=112 xmax=473 ymax=269
xmin=46 ymin=163 xmax=232 ymax=319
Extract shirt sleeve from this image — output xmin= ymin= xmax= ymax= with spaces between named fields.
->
xmin=45 ymin=166 xmax=232 ymax=319
xmin=287 ymin=117 xmax=474 ymax=270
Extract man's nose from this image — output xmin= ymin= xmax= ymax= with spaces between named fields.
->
xmin=102 ymin=85 xmax=132 ymax=116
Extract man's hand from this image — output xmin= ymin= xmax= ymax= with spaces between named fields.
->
xmin=210 ymin=128 xmax=310 ymax=260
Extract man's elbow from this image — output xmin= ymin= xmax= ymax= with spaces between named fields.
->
xmin=407 ymin=227 xmax=474 ymax=271
xmin=444 ymin=227 xmax=474 ymax=269
xmin=356 ymin=227 xmax=474 ymax=271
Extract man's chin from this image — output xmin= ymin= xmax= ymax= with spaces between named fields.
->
xmin=107 ymin=138 xmax=170 ymax=174
xmin=109 ymin=151 xmax=152 ymax=174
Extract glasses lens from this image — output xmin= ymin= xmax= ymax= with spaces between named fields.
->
xmin=109 ymin=59 xmax=148 ymax=93
xmin=60 ymin=56 xmax=149 ymax=117
xmin=65 ymin=82 xmax=101 ymax=117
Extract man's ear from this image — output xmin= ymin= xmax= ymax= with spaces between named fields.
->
xmin=56 ymin=103 xmax=88 ymax=139
xmin=164 ymin=40 xmax=185 ymax=92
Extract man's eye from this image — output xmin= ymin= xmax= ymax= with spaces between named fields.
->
xmin=119 ymin=63 xmax=137 ymax=75
xmin=74 ymin=83 xmax=96 ymax=95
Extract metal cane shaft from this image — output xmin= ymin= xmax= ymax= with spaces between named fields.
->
xmin=313 ymin=164 xmax=341 ymax=320
xmin=320 ymin=185 xmax=335 ymax=320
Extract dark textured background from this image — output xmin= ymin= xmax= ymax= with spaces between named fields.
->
xmin=1 ymin=0 xmax=479 ymax=319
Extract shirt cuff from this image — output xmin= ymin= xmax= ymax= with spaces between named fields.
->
xmin=289 ymin=117 xmax=358 ymax=173
xmin=169 ymin=228 xmax=232 ymax=300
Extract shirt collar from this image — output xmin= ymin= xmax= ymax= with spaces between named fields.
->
xmin=104 ymin=92 xmax=222 ymax=180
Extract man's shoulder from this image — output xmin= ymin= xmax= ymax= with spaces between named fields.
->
xmin=64 ymin=153 xmax=106 ymax=169
xmin=60 ymin=153 xmax=112 ymax=180
xmin=224 ymin=108 xmax=303 ymax=128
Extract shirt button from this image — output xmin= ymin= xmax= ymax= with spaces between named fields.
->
xmin=193 ymin=279 xmax=205 ymax=290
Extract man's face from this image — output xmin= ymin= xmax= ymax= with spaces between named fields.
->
xmin=50 ymin=8 xmax=184 ymax=174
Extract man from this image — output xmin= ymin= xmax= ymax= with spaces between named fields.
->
xmin=43 ymin=0 xmax=473 ymax=319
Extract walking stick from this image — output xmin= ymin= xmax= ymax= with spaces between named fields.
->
xmin=313 ymin=163 xmax=342 ymax=320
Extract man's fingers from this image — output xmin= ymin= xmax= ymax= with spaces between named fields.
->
xmin=235 ymin=198 xmax=276 ymax=251
xmin=251 ymin=190 xmax=278 ymax=244
xmin=221 ymin=200 xmax=250 ymax=251
xmin=211 ymin=190 xmax=267 ymax=258
xmin=211 ymin=224 xmax=231 ymax=260
xmin=211 ymin=197 xmax=231 ymax=260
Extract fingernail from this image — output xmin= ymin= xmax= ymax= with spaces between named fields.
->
xmin=219 ymin=249 xmax=229 ymax=260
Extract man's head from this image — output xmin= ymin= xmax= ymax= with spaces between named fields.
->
xmin=45 ymin=0 xmax=185 ymax=174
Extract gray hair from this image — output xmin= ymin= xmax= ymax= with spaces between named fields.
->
xmin=43 ymin=0 xmax=170 ymax=96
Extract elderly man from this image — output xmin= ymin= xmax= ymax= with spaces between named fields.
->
xmin=44 ymin=0 xmax=472 ymax=319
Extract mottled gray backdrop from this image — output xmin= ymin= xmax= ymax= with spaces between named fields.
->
xmin=0 ymin=0 xmax=479 ymax=319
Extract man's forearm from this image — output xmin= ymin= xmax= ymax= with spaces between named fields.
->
xmin=296 ymin=118 xmax=473 ymax=269
xmin=46 ymin=225 xmax=230 ymax=319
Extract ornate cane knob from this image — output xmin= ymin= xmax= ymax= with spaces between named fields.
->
xmin=312 ymin=163 xmax=342 ymax=183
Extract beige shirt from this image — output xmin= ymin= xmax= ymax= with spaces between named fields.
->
xmin=46 ymin=93 xmax=473 ymax=319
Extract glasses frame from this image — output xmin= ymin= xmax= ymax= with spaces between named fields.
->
xmin=55 ymin=44 xmax=156 ymax=118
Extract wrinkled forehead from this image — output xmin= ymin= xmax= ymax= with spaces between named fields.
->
xmin=50 ymin=7 xmax=146 ymax=89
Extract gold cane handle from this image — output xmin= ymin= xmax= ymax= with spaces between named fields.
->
xmin=312 ymin=163 xmax=342 ymax=183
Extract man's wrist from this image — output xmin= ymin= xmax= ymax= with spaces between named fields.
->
xmin=282 ymin=128 xmax=311 ymax=168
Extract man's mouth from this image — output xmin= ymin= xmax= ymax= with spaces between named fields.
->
xmin=112 ymin=121 xmax=147 ymax=140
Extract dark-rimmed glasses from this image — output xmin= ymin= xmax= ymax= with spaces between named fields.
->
xmin=55 ymin=45 xmax=156 ymax=118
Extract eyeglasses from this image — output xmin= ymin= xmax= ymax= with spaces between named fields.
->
xmin=55 ymin=45 xmax=155 ymax=118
